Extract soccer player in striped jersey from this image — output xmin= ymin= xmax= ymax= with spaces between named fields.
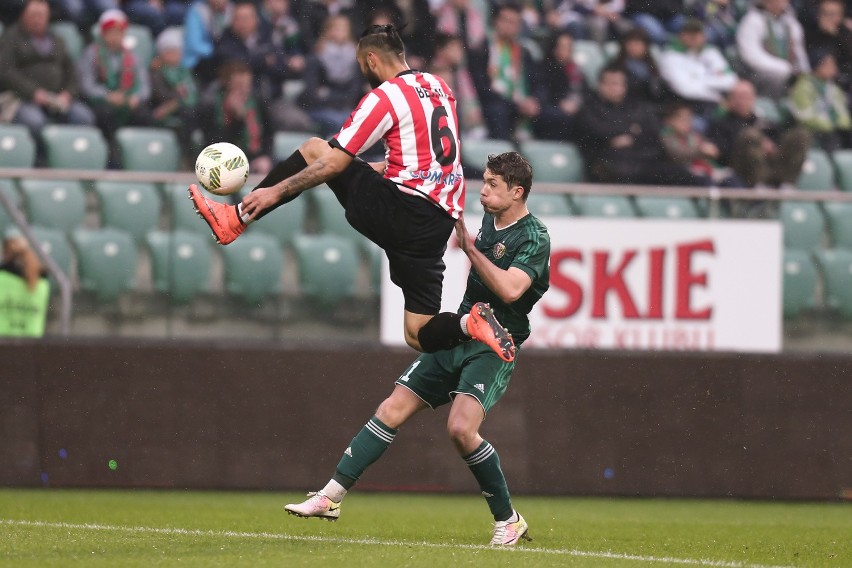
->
xmin=189 ymin=24 xmax=514 ymax=361
xmin=285 ymin=152 xmax=550 ymax=546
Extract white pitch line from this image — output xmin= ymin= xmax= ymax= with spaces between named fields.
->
xmin=0 ymin=519 xmax=795 ymax=568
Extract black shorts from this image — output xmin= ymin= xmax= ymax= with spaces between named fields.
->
xmin=326 ymin=158 xmax=455 ymax=315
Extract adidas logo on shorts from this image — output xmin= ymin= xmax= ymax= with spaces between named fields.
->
xmin=345 ymin=447 xmax=353 ymax=457
xmin=474 ymin=384 xmax=485 ymax=393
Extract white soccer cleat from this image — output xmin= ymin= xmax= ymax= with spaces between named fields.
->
xmin=284 ymin=491 xmax=341 ymax=522
xmin=490 ymin=512 xmax=532 ymax=546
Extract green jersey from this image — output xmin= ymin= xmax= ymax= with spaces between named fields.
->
xmin=458 ymin=212 xmax=550 ymax=345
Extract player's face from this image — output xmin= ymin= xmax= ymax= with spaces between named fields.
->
xmin=479 ymin=169 xmax=519 ymax=215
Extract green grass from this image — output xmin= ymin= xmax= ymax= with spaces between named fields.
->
xmin=0 ymin=489 xmax=849 ymax=567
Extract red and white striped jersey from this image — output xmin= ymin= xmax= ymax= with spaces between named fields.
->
xmin=331 ymin=70 xmax=465 ymax=218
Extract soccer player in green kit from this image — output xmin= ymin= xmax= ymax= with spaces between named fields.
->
xmin=285 ymin=152 xmax=550 ymax=546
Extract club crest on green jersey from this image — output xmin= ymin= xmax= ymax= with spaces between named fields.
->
xmin=493 ymin=242 xmax=506 ymax=259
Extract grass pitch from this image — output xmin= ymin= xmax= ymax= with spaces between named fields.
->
xmin=0 ymin=488 xmax=849 ymax=567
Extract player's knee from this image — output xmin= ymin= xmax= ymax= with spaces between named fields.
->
xmin=446 ymin=418 xmax=477 ymax=447
xmin=375 ymin=397 xmax=407 ymax=429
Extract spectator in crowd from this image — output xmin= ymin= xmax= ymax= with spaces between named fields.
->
xmin=214 ymin=0 xmax=313 ymax=133
xmin=429 ymin=33 xmax=485 ymax=139
xmin=660 ymin=102 xmax=741 ymax=186
xmin=199 ymin=60 xmax=272 ymax=176
xmin=51 ymin=0 xmax=117 ymax=29
xmin=298 ymin=0 xmax=354 ymax=53
xmin=469 ymin=2 xmax=542 ymax=141
xmin=804 ymin=0 xmax=852 ymax=91
xmin=533 ymin=30 xmax=586 ymax=141
xmin=736 ymin=0 xmax=809 ymax=97
xmin=659 ymin=18 xmax=738 ymax=128
xmin=688 ymin=0 xmax=743 ymax=48
xmin=150 ymin=27 xmax=199 ymax=155
xmin=124 ymin=0 xmax=188 ymax=36
xmin=259 ymin=0 xmax=303 ymax=56
xmin=788 ymin=50 xmax=851 ymax=153
xmin=435 ymin=0 xmax=487 ymax=50
xmin=575 ymin=64 xmax=708 ymax=185
xmin=299 ymin=14 xmax=362 ymax=137
xmin=707 ymin=79 xmax=810 ymax=187
xmin=0 ymin=0 xmax=96 ymax=142
xmin=353 ymin=0 xmax=435 ymax=69
xmin=80 ymin=9 xmax=152 ymax=137
xmin=0 ymin=230 xmax=49 ymax=338
xmin=610 ymin=26 xmax=669 ymax=103
xmin=624 ymin=0 xmax=684 ymax=45
xmin=183 ymin=0 xmax=233 ymax=84
xmin=544 ymin=0 xmax=630 ymax=43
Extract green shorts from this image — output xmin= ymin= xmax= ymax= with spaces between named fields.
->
xmin=394 ymin=340 xmax=516 ymax=414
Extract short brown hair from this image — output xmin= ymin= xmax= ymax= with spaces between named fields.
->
xmin=486 ymin=152 xmax=533 ymax=200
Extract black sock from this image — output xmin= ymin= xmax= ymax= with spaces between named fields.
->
xmin=250 ymin=150 xmax=308 ymax=220
xmin=417 ymin=312 xmax=468 ymax=353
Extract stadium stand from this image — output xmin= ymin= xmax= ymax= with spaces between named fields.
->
xmin=20 ymin=179 xmax=86 ymax=233
xmin=94 ymin=181 xmax=162 ymax=242
xmin=71 ymin=227 xmax=138 ymax=303
xmin=525 ymin=193 xmax=574 ymax=216
xmin=273 ymin=131 xmax=316 ymax=161
xmin=520 ymin=140 xmax=584 ymax=183
xmin=41 ymin=125 xmax=108 ymax=170
xmin=782 ymin=249 xmax=818 ymax=319
xmin=220 ymin=232 xmax=284 ymax=305
xmin=830 ymin=149 xmax=852 ymax=191
xmin=822 ymin=201 xmax=852 ymax=248
xmin=460 ymin=138 xmax=514 ymax=174
xmin=311 ymin=185 xmax=368 ymax=248
xmin=292 ymin=234 xmax=360 ymax=311
xmin=0 ymin=125 xmax=36 ymax=168
xmin=795 ymin=149 xmax=835 ymax=191
xmin=780 ymin=201 xmax=827 ymax=251
xmin=248 ymin=193 xmax=307 ymax=247
xmin=28 ymin=226 xmax=74 ymax=288
xmin=50 ymin=21 xmax=84 ymax=60
xmin=813 ymin=248 xmax=852 ymax=319
xmin=0 ymin=180 xmax=20 ymax=235
xmin=115 ymin=127 xmax=180 ymax=172
xmin=572 ymin=194 xmax=636 ymax=217
xmin=145 ymin=229 xmax=212 ymax=304
xmin=633 ymin=196 xmax=701 ymax=219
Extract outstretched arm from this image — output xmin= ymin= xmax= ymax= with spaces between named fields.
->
xmin=455 ymin=216 xmax=532 ymax=304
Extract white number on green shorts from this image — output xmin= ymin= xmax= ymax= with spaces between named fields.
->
xmin=398 ymin=360 xmax=421 ymax=382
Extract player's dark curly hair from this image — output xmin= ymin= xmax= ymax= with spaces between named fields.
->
xmin=359 ymin=24 xmax=406 ymax=59
xmin=486 ymin=152 xmax=533 ymax=201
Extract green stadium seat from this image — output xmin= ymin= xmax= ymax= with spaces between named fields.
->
xmin=754 ymin=96 xmax=783 ymax=124
xmin=519 ymin=140 xmax=584 ymax=183
xmin=525 ymin=193 xmax=573 ymax=216
xmin=573 ymin=40 xmax=606 ymax=84
xmin=780 ymin=201 xmax=826 ymax=250
xmin=273 ymin=131 xmax=314 ymax=161
xmin=460 ymin=138 xmax=514 ymax=173
xmin=94 ymin=181 xmax=161 ymax=242
xmin=19 ymin=179 xmax=86 ymax=232
xmin=831 ymin=149 xmax=852 ymax=191
xmin=602 ymin=41 xmax=619 ymax=59
xmin=41 ymin=124 xmax=108 ymax=170
xmin=165 ymin=183 xmax=211 ymax=235
xmin=116 ymin=127 xmax=180 ymax=171
xmin=311 ymin=185 xmax=367 ymax=247
xmin=28 ymin=226 xmax=74 ymax=285
xmin=220 ymin=232 xmax=284 ymax=304
xmin=50 ymin=21 xmax=84 ymax=60
xmin=292 ymin=234 xmax=359 ymax=310
xmin=145 ymin=229 xmax=212 ymax=304
xmin=634 ymin=196 xmax=700 ymax=219
xmin=813 ymin=248 xmax=852 ymax=318
xmin=573 ymin=194 xmax=635 ymax=217
xmin=0 ymin=180 xmax=20 ymax=235
xmin=782 ymin=249 xmax=818 ymax=318
xmin=822 ymin=201 xmax=852 ymax=248
xmin=796 ymin=149 xmax=834 ymax=190
xmin=0 ymin=124 xmax=36 ymax=167
xmin=464 ymin=189 xmax=485 ymax=219
xmin=246 ymin=187 xmax=306 ymax=246
xmin=71 ymin=228 xmax=137 ymax=302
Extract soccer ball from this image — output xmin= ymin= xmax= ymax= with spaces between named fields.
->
xmin=195 ymin=142 xmax=249 ymax=196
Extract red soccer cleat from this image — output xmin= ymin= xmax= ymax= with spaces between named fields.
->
xmin=188 ymin=184 xmax=245 ymax=245
xmin=468 ymin=302 xmax=516 ymax=362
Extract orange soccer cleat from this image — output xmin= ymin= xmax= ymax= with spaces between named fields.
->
xmin=467 ymin=302 xmax=516 ymax=363
xmin=188 ymin=184 xmax=245 ymax=245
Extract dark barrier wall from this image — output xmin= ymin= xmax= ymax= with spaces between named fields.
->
xmin=1 ymin=339 xmax=850 ymax=499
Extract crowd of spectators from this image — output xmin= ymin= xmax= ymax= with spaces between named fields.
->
xmin=2 ymin=0 xmax=852 ymax=189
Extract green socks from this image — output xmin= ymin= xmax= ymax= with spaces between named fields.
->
xmin=333 ymin=416 xmax=398 ymax=489
xmin=463 ymin=440 xmax=513 ymax=521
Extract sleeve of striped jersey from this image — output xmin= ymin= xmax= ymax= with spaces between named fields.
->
xmin=332 ymin=90 xmax=394 ymax=157
xmin=510 ymin=230 xmax=550 ymax=282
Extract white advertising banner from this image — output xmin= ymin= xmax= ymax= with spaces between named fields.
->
xmin=381 ymin=217 xmax=783 ymax=353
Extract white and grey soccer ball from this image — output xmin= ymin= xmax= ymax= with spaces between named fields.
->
xmin=195 ymin=142 xmax=249 ymax=196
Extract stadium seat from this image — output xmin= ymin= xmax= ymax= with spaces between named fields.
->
xmin=0 ymin=180 xmax=20 ymax=235
xmin=573 ymin=40 xmax=606 ymax=84
xmin=830 ymin=149 xmax=852 ymax=191
xmin=165 ymin=183 xmax=211 ymax=235
xmin=115 ymin=127 xmax=180 ymax=171
xmin=573 ymin=194 xmax=635 ymax=217
xmin=464 ymin=189 xmax=485 ymax=219
xmin=519 ymin=140 xmax=584 ymax=183
xmin=813 ymin=248 xmax=852 ymax=319
xmin=822 ymin=201 xmax=852 ymax=249
xmin=50 ymin=21 xmax=84 ymax=60
xmin=796 ymin=149 xmax=834 ymax=191
xmin=41 ymin=124 xmax=108 ymax=170
xmin=780 ymin=201 xmax=826 ymax=251
xmin=249 ymin=192 xmax=306 ymax=246
xmin=273 ymin=131 xmax=314 ymax=161
xmin=311 ymin=185 xmax=367 ymax=247
xmin=145 ymin=229 xmax=212 ymax=304
xmin=460 ymin=138 xmax=514 ymax=173
xmin=754 ymin=96 xmax=783 ymax=124
xmin=71 ymin=228 xmax=137 ymax=302
xmin=19 ymin=179 xmax=86 ymax=233
xmin=94 ymin=181 xmax=161 ymax=242
xmin=0 ymin=124 xmax=36 ymax=168
xmin=28 ymin=225 xmax=74 ymax=285
xmin=220 ymin=232 xmax=284 ymax=305
xmin=633 ymin=196 xmax=700 ymax=219
xmin=782 ymin=249 xmax=818 ymax=318
xmin=525 ymin=193 xmax=573 ymax=216
xmin=292 ymin=234 xmax=359 ymax=310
